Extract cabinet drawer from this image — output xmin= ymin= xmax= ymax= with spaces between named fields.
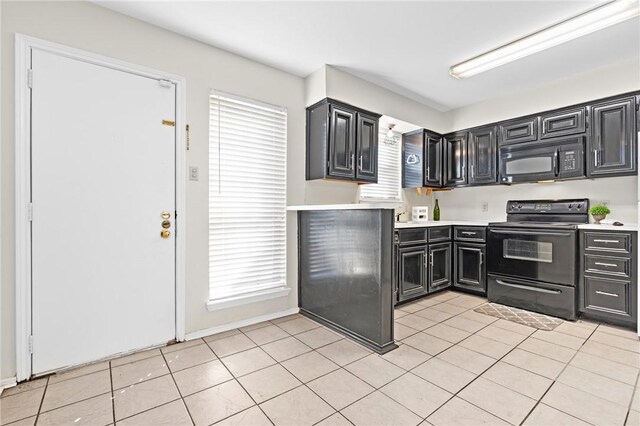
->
xmin=584 ymin=232 xmax=631 ymax=255
xmin=398 ymin=228 xmax=428 ymax=246
xmin=540 ymin=107 xmax=587 ymax=139
xmin=584 ymin=254 xmax=631 ymax=278
xmin=581 ymin=276 xmax=632 ymax=318
xmin=428 ymin=226 xmax=451 ymax=242
xmin=454 ymin=226 xmax=486 ymax=242
xmin=499 ymin=117 xmax=538 ymax=145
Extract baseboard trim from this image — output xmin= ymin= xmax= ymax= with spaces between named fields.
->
xmin=185 ymin=307 xmax=300 ymax=341
xmin=1 ymin=377 xmax=17 ymax=392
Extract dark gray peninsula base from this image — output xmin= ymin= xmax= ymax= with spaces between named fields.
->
xmin=295 ymin=206 xmax=397 ymax=354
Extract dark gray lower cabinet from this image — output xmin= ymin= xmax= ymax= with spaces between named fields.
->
xmin=428 ymin=242 xmax=451 ymax=292
xmin=579 ymin=230 xmax=637 ymax=328
xmin=453 ymin=243 xmax=486 ymax=295
xmin=394 ymin=227 xmax=452 ymax=305
xmin=398 ymin=245 xmax=428 ymax=302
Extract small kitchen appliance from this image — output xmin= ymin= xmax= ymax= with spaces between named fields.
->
xmin=411 ymin=206 xmax=429 ymax=222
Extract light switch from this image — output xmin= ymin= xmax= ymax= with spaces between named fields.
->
xmin=189 ymin=166 xmax=199 ymax=181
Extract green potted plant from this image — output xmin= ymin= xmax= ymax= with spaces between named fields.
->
xmin=589 ymin=204 xmax=611 ymax=224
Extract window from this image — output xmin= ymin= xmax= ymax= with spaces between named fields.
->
xmin=359 ymin=130 xmax=401 ymax=201
xmin=208 ymin=91 xmax=287 ymax=308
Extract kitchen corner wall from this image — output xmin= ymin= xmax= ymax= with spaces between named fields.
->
xmin=408 ymin=59 xmax=640 ymax=223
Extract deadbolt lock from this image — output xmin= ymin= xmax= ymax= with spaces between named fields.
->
xmin=161 ymin=211 xmax=171 ymax=219
xmin=160 ymin=230 xmax=171 ymax=239
xmin=161 ymin=220 xmax=171 ymax=229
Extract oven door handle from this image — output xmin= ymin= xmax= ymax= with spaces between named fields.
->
xmin=495 ymin=279 xmax=562 ymax=295
xmin=489 ymin=228 xmax=574 ymax=238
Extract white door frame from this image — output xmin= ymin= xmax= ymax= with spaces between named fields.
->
xmin=15 ymin=34 xmax=187 ymax=382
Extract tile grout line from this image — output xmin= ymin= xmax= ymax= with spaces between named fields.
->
xmin=32 ymin=376 xmax=49 ymax=425
xmin=109 ymin=362 xmax=116 ymax=425
xmin=160 ymin=347 xmax=196 ymax=426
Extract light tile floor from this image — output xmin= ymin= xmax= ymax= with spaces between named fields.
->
xmin=2 ymin=291 xmax=639 ymax=426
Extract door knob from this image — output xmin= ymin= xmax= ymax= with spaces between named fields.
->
xmin=161 ymin=220 xmax=171 ymax=229
xmin=160 ymin=230 xmax=171 ymax=239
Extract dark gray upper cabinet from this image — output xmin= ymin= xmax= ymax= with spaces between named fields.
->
xmin=540 ymin=106 xmax=587 ymax=139
xmin=444 ymin=132 xmax=467 ymax=186
xmin=499 ymin=117 xmax=538 ymax=145
xmin=356 ymin=113 xmax=378 ymax=183
xmin=588 ymin=96 xmax=636 ymax=177
xmin=328 ymin=105 xmax=357 ymax=180
xmin=402 ymin=129 xmax=443 ymax=188
xmin=425 ymin=131 xmax=444 ymax=187
xmin=306 ymin=98 xmax=381 ymax=183
xmin=468 ymin=126 xmax=497 ymax=185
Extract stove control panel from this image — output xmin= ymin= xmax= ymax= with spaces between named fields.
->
xmin=506 ymin=199 xmax=589 ymax=214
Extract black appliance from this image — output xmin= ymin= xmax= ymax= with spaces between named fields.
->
xmin=487 ymin=199 xmax=589 ymax=320
xmin=499 ymin=136 xmax=585 ymax=184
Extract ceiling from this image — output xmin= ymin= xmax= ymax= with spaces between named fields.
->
xmin=95 ymin=1 xmax=640 ymax=111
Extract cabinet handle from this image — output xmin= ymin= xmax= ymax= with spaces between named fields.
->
xmin=350 ymin=154 xmax=354 ymax=169
xmin=594 ymin=149 xmax=599 ymax=167
xmin=479 ymin=252 xmax=484 ymax=265
xmin=425 ymin=166 xmax=430 ymax=178
xmin=358 ymin=155 xmax=363 ymax=171
xmin=461 ymin=231 xmax=476 ymax=236
xmin=595 ymin=290 xmax=619 ymax=297
xmin=430 ymin=252 xmax=434 ymax=266
xmin=471 ymin=164 xmax=475 ymax=178
xmin=593 ymin=239 xmax=619 ymax=243
xmin=594 ymin=262 xmax=618 ymax=267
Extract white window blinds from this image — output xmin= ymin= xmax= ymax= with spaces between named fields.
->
xmin=359 ymin=131 xmax=401 ymax=201
xmin=209 ymin=91 xmax=287 ymax=301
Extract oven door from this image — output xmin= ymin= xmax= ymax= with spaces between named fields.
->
xmin=487 ymin=227 xmax=577 ymax=286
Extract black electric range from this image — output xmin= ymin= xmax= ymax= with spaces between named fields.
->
xmin=486 ymin=199 xmax=589 ymax=320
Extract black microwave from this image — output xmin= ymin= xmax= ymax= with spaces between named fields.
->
xmin=499 ymin=136 xmax=585 ymax=184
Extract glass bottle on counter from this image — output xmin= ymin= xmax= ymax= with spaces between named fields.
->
xmin=433 ymin=199 xmax=440 ymax=221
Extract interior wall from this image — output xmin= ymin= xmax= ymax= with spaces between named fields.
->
xmin=407 ymin=59 xmax=640 ymax=222
xmin=432 ymin=176 xmax=638 ymax=224
xmin=447 ymin=59 xmax=640 ymax=132
xmin=1 ymin=0 xmax=306 ymax=381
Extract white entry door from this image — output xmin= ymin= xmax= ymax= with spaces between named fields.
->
xmin=31 ymin=49 xmax=176 ymax=374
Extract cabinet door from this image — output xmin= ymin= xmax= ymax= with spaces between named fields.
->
xmin=468 ymin=126 xmax=497 ymax=185
xmin=540 ymin=107 xmax=587 ymax=139
xmin=444 ymin=133 xmax=467 ymax=186
xmin=398 ymin=245 xmax=428 ymax=302
xmin=454 ymin=243 xmax=486 ymax=294
xmin=499 ymin=117 xmax=538 ymax=145
xmin=428 ymin=242 xmax=451 ymax=292
xmin=356 ymin=113 xmax=378 ymax=183
xmin=425 ymin=132 xmax=443 ymax=187
xmin=328 ymin=105 xmax=356 ymax=180
xmin=589 ymin=97 xmax=636 ymax=176
xmin=402 ymin=131 xmax=424 ymax=188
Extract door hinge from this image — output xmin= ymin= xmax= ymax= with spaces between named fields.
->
xmin=158 ymin=79 xmax=172 ymax=88
xmin=28 ymin=336 xmax=33 ymax=354
xmin=27 ymin=203 xmax=33 ymax=221
xmin=27 ymin=69 xmax=33 ymax=89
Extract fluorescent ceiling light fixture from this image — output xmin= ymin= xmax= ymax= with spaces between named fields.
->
xmin=450 ymin=0 xmax=640 ymax=79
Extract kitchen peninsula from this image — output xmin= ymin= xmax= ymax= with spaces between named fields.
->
xmin=288 ymin=204 xmax=397 ymax=353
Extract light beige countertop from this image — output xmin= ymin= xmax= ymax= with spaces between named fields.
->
xmin=578 ymin=223 xmax=638 ymax=232
xmin=287 ymin=204 xmax=399 ymax=211
xmin=395 ymin=220 xmax=490 ymax=229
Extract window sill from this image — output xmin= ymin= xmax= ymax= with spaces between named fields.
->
xmin=206 ymin=287 xmax=291 ymax=311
